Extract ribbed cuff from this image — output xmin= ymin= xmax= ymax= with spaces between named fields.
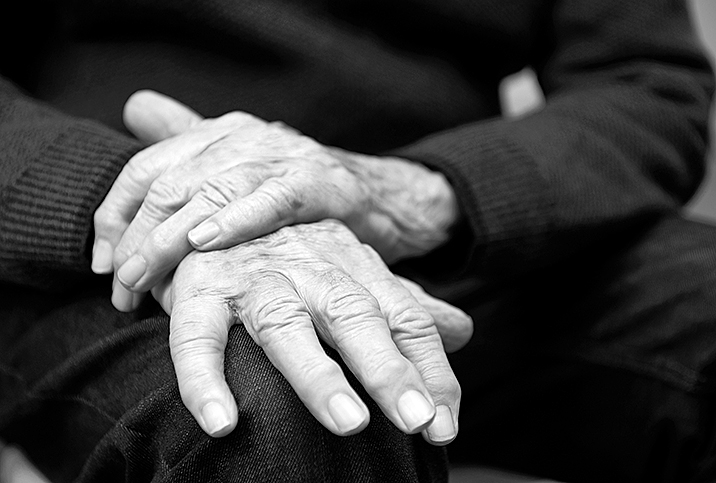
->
xmin=0 ymin=120 xmax=142 ymax=289
xmin=392 ymin=119 xmax=555 ymax=276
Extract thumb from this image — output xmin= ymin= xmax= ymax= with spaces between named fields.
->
xmin=396 ymin=276 xmax=473 ymax=353
xmin=123 ymin=89 xmax=204 ymax=143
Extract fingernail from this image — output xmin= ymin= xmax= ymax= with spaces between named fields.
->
xmin=201 ymin=401 xmax=232 ymax=437
xmin=425 ymin=405 xmax=456 ymax=444
xmin=117 ymin=255 xmax=147 ymax=287
xmin=398 ymin=390 xmax=435 ymax=432
xmin=328 ymin=393 xmax=368 ymax=434
xmin=91 ymin=239 xmax=114 ymax=274
xmin=189 ymin=222 xmax=219 ymax=247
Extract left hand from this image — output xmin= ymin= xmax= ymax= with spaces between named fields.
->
xmin=152 ymin=219 xmax=471 ymax=444
xmin=92 ymin=91 xmax=460 ymax=310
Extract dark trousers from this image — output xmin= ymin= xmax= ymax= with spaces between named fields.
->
xmin=441 ymin=213 xmax=716 ymax=482
xmin=2 ymin=213 xmax=716 ymax=482
xmin=0 ymin=289 xmax=447 ymax=482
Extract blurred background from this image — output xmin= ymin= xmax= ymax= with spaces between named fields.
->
xmin=500 ymin=0 xmax=716 ymax=224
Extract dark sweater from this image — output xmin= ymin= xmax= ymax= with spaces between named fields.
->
xmin=0 ymin=0 xmax=713 ymax=292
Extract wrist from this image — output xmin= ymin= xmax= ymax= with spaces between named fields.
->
xmin=384 ymin=156 xmax=461 ymax=259
xmin=337 ymin=150 xmax=461 ymax=262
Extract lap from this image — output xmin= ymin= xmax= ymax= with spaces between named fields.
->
xmin=5 ymin=213 xmax=716 ymax=482
xmin=0 ymin=285 xmax=447 ymax=483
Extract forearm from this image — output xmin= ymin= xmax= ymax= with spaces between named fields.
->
xmin=391 ymin=0 xmax=714 ymax=279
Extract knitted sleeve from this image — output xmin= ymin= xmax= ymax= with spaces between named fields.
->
xmin=392 ymin=0 xmax=714 ymax=279
xmin=0 ymin=79 xmax=142 ymax=290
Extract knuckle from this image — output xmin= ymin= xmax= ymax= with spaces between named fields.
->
xmin=170 ymin=318 xmax=225 ymax=358
xmin=426 ymin=369 xmax=462 ymax=403
xmin=321 ymin=283 xmax=377 ymax=326
xmin=390 ymin=305 xmax=435 ymax=334
xmin=125 ymin=149 xmax=159 ymax=181
xmin=93 ymin=206 xmax=117 ymax=233
xmin=244 ymin=231 xmax=293 ymax=253
xmin=198 ymin=177 xmax=237 ymax=210
xmin=174 ymin=364 xmax=224 ymax=409
xmin=448 ymin=378 xmax=462 ymax=401
xmin=246 ymin=291 xmax=306 ymax=345
xmin=267 ymin=120 xmax=291 ymax=131
xmin=254 ymin=297 xmax=302 ymax=329
xmin=145 ymin=178 xmax=192 ymax=214
xmin=294 ymin=357 xmax=344 ymax=388
xmin=362 ymin=355 xmax=412 ymax=393
xmin=330 ymin=285 xmax=365 ymax=307
xmin=146 ymin=226 xmax=176 ymax=255
xmin=261 ymin=182 xmax=303 ymax=222
xmin=171 ymin=331 xmax=221 ymax=356
xmin=220 ymin=111 xmax=261 ymax=127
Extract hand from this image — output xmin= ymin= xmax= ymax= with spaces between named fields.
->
xmin=152 ymin=220 xmax=472 ymax=445
xmin=92 ymin=91 xmax=460 ymax=309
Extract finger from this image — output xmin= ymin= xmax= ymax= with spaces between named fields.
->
xmin=123 ymin=90 xmax=204 ymax=144
xmin=91 ymin=147 xmax=177 ymax=274
xmin=109 ymin=170 xmax=203 ymax=280
xmin=347 ymin=255 xmax=462 ymax=445
xmin=396 ymin=276 xmax=474 ymax=353
xmin=115 ymin=203 xmax=200 ymax=293
xmin=91 ymin=162 xmax=155 ymax=274
xmin=116 ymin=175 xmax=261 ymax=292
xmin=92 ymin=119 xmax=239 ymax=274
xmin=188 ymin=176 xmax=307 ymax=250
xmin=295 ymin=267 xmax=437 ymax=435
xmin=150 ymin=273 xmax=174 ymax=315
xmin=111 ymin=273 xmax=145 ymax=312
xmin=0 ymin=443 xmax=51 ymax=483
xmin=170 ymin=289 xmax=239 ymax=438
xmin=240 ymin=275 xmax=371 ymax=436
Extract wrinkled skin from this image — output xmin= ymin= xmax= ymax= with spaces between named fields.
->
xmin=91 ymin=91 xmax=459 ymax=310
xmin=91 ymin=90 xmax=473 ymax=444
xmin=152 ymin=220 xmax=469 ymax=444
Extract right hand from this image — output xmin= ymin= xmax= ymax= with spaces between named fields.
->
xmin=152 ymin=219 xmax=473 ymax=445
xmin=92 ymin=91 xmax=461 ymax=312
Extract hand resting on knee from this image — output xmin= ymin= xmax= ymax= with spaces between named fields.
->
xmin=90 ymin=90 xmax=474 ymax=446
